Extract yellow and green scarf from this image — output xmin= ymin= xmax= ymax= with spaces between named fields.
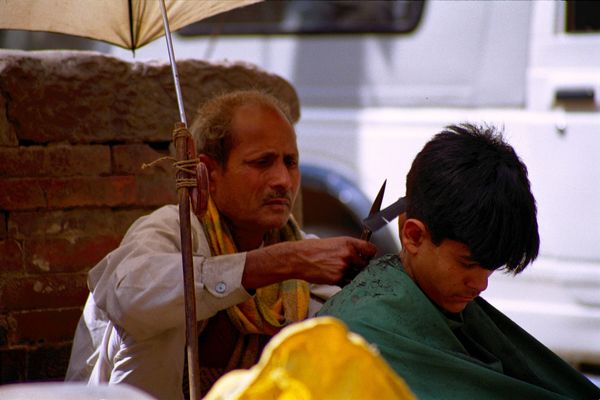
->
xmin=200 ymin=196 xmax=310 ymax=369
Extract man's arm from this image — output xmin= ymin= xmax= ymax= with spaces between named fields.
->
xmin=90 ymin=206 xmax=376 ymax=341
xmin=242 ymin=237 xmax=377 ymax=289
xmin=89 ymin=206 xmax=251 ymax=341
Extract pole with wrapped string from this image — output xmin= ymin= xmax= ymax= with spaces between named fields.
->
xmin=159 ymin=1 xmax=208 ymax=399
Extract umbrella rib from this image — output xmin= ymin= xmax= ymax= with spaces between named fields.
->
xmin=128 ymin=0 xmax=135 ymax=53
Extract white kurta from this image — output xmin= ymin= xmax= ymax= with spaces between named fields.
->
xmin=65 ymin=205 xmax=338 ymax=400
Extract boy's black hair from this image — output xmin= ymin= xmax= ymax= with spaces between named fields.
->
xmin=406 ymin=123 xmax=539 ymax=273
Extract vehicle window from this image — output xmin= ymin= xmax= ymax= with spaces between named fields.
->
xmin=178 ymin=0 xmax=425 ymax=36
xmin=566 ymin=1 xmax=600 ymax=32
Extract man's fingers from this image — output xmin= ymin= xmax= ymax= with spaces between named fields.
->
xmin=334 ymin=238 xmax=377 ymax=286
xmin=287 ymin=236 xmax=377 ymax=285
xmin=352 ymin=238 xmax=377 ymax=260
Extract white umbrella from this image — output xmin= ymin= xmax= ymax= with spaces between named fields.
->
xmin=0 ymin=0 xmax=256 ymax=50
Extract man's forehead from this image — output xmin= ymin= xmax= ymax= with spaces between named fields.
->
xmin=233 ymin=102 xmax=285 ymax=120
xmin=231 ymin=105 xmax=295 ymax=139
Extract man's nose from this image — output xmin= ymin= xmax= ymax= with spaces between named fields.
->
xmin=270 ymin=161 xmax=293 ymax=189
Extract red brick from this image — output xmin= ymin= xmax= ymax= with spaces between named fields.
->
xmin=48 ymin=145 xmax=111 ymax=177
xmin=44 ymin=176 xmax=137 ymax=208
xmin=46 ymin=145 xmax=111 ymax=176
xmin=136 ymin=174 xmax=178 ymax=206
xmin=0 ymin=147 xmax=38 ymax=178
xmin=2 ymin=53 xmax=298 ymax=145
xmin=0 ymin=179 xmax=46 ymax=211
xmin=112 ymin=208 xmax=157 ymax=231
xmin=0 ymin=145 xmax=111 ymax=178
xmin=0 ymin=348 xmax=27 ymax=383
xmin=0 ymin=314 xmax=16 ymax=346
xmin=0 ymin=239 xmax=24 ymax=272
xmin=0 ymin=213 xmax=6 ymax=239
xmin=25 ymin=235 xmax=120 ymax=273
xmin=1 ymin=172 xmax=177 ymax=211
xmin=0 ymin=274 xmax=88 ymax=312
xmin=42 ymin=175 xmax=175 ymax=208
xmin=27 ymin=343 xmax=72 ymax=381
xmin=0 ymin=95 xmax=18 ymax=147
xmin=112 ymin=143 xmax=174 ymax=175
xmin=10 ymin=309 xmax=81 ymax=346
xmin=9 ymin=208 xmax=151 ymax=238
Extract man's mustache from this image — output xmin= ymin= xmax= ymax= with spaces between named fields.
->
xmin=263 ymin=190 xmax=293 ymax=204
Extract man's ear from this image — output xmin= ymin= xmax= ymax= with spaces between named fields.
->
xmin=401 ymin=218 xmax=428 ymax=255
xmin=198 ymin=154 xmax=220 ymax=190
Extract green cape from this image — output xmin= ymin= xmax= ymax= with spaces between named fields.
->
xmin=318 ymin=255 xmax=600 ymax=400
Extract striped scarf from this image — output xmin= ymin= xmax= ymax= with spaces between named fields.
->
xmin=200 ymin=196 xmax=310 ymax=370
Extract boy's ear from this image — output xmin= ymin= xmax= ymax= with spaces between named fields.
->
xmin=401 ymin=218 xmax=428 ymax=255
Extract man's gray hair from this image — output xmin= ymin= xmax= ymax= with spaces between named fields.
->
xmin=190 ymin=90 xmax=294 ymax=165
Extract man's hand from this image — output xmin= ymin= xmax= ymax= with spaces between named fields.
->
xmin=242 ymin=237 xmax=377 ymax=289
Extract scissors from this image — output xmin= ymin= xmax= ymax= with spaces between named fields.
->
xmin=362 ymin=195 xmax=407 ymax=237
xmin=338 ymin=180 xmax=388 ymax=286
xmin=360 ymin=180 xmax=387 ymax=242
xmin=339 ymin=181 xmax=409 ymax=286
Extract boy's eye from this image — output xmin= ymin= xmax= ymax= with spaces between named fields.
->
xmin=458 ymin=256 xmax=478 ymax=269
xmin=462 ymin=262 xmax=479 ymax=269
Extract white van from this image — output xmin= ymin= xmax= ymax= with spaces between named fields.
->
xmin=112 ymin=0 xmax=600 ymax=373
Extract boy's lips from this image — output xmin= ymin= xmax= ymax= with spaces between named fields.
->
xmin=454 ymin=293 xmax=478 ymax=303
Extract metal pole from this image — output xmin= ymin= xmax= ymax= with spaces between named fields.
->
xmin=159 ymin=0 xmax=187 ymax=126
xmin=159 ymin=2 xmax=200 ymax=399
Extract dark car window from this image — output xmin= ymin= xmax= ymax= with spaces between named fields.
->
xmin=178 ymin=0 xmax=425 ymax=36
xmin=566 ymin=1 xmax=600 ymax=33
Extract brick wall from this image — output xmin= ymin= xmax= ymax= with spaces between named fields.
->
xmin=0 ymin=50 xmax=299 ymax=383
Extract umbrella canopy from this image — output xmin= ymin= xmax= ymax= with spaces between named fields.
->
xmin=0 ymin=0 xmax=260 ymax=51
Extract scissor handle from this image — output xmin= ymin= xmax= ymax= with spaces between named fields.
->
xmin=360 ymin=226 xmax=373 ymax=242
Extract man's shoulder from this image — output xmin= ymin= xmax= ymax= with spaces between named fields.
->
xmin=131 ymin=204 xmax=179 ymax=226
xmin=149 ymin=204 xmax=179 ymax=218
xmin=119 ymin=204 xmax=181 ymax=242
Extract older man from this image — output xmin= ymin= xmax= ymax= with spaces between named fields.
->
xmin=318 ymin=124 xmax=600 ymax=399
xmin=66 ymin=90 xmax=376 ymax=399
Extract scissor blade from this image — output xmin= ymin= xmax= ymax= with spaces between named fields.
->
xmin=362 ymin=197 xmax=407 ymax=233
xmin=360 ymin=180 xmax=387 ymax=241
xmin=340 ymin=180 xmax=388 ymax=287
xmin=368 ymin=180 xmax=387 ymax=217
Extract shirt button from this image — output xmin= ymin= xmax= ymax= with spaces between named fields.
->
xmin=215 ymin=282 xmax=227 ymax=294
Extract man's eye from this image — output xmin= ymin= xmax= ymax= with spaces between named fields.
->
xmin=251 ymin=158 xmax=270 ymax=166
xmin=285 ymin=157 xmax=298 ymax=167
